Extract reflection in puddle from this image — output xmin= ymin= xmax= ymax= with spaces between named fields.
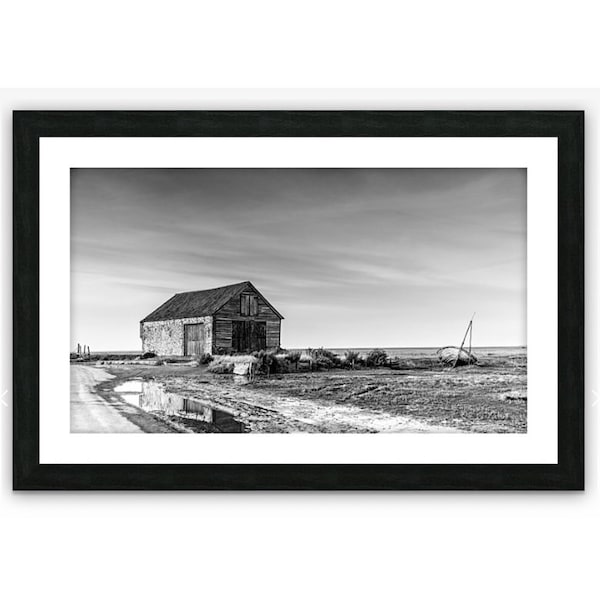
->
xmin=113 ymin=379 xmax=245 ymax=433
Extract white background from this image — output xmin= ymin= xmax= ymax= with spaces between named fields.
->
xmin=1 ymin=4 xmax=599 ymax=598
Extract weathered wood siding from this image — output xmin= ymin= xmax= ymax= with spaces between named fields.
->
xmin=214 ymin=288 xmax=281 ymax=352
xmin=266 ymin=320 xmax=281 ymax=350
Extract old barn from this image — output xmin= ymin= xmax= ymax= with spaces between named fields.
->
xmin=140 ymin=281 xmax=283 ymax=356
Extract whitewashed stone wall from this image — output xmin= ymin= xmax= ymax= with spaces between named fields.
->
xmin=140 ymin=316 xmax=213 ymax=356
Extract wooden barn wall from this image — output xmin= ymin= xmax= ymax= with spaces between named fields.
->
xmin=214 ymin=291 xmax=281 ymax=352
xmin=266 ymin=320 xmax=281 ymax=350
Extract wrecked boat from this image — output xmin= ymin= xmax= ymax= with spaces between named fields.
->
xmin=437 ymin=315 xmax=478 ymax=367
xmin=437 ymin=345 xmax=477 ymax=367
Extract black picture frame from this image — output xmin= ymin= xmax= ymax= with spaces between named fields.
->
xmin=13 ymin=110 xmax=584 ymax=490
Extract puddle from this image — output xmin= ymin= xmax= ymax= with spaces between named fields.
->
xmin=113 ymin=379 xmax=245 ymax=433
xmin=112 ymin=380 xmax=145 ymax=405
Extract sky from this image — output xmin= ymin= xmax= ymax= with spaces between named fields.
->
xmin=71 ymin=168 xmax=526 ymax=351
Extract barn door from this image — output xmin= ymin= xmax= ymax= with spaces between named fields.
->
xmin=184 ymin=323 xmax=204 ymax=356
xmin=232 ymin=321 xmax=266 ymax=352
xmin=232 ymin=321 xmax=246 ymax=352
xmin=252 ymin=321 xmax=266 ymax=351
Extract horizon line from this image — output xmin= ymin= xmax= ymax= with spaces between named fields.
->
xmin=88 ymin=343 xmax=527 ymax=353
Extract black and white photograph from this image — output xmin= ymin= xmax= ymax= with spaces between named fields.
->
xmin=70 ymin=167 xmax=527 ymax=435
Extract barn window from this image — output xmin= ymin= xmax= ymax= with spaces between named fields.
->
xmin=240 ymin=294 xmax=258 ymax=316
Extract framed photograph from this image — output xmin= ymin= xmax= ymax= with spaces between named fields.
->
xmin=13 ymin=110 xmax=583 ymax=490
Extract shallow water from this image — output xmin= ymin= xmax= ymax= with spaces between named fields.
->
xmin=113 ymin=379 xmax=245 ymax=432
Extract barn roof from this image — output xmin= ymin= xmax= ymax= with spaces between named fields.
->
xmin=141 ymin=281 xmax=283 ymax=323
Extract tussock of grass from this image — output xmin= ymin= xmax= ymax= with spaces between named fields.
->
xmin=207 ymin=355 xmax=258 ymax=374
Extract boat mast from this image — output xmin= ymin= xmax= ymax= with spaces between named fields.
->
xmin=453 ymin=313 xmax=475 ymax=368
xmin=468 ymin=312 xmax=474 ymax=356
